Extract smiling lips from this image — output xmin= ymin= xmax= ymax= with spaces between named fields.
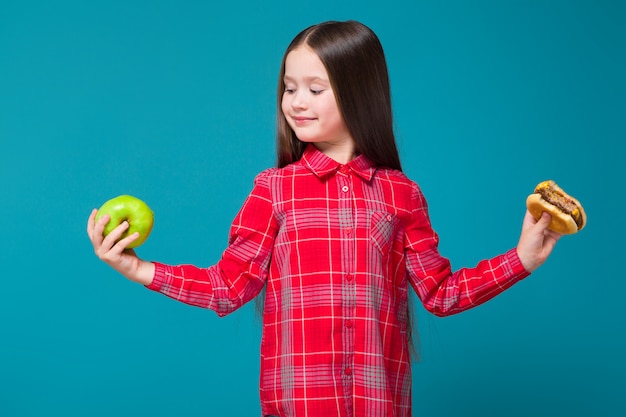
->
xmin=292 ymin=116 xmax=316 ymax=126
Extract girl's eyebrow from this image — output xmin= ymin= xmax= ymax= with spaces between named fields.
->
xmin=283 ymin=75 xmax=329 ymax=83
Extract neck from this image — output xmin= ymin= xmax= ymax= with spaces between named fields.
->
xmin=314 ymin=141 xmax=356 ymax=165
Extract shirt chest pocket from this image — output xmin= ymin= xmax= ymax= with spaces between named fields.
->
xmin=370 ymin=211 xmax=400 ymax=254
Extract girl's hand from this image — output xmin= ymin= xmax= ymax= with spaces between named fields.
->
xmin=516 ymin=210 xmax=562 ymax=273
xmin=87 ymin=209 xmax=155 ymax=285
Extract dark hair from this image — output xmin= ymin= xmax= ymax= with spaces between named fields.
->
xmin=276 ymin=20 xmax=402 ymax=171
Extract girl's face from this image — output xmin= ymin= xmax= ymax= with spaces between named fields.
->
xmin=281 ymin=46 xmax=353 ymax=151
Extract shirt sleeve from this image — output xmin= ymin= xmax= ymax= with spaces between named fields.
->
xmin=404 ymin=183 xmax=530 ymax=317
xmin=146 ymin=169 xmax=278 ymax=317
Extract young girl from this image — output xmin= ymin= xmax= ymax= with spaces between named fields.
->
xmin=87 ymin=20 xmax=560 ymax=417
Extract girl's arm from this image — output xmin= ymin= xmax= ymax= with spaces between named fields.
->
xmin=405 ymin=186 xmax=560 ymax=317
xmin=146 ymin=175 xmax=278 ymax=315
xmin=87 ymin=169 xmax=278 ymax=316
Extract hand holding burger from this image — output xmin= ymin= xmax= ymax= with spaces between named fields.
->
xmin=516 ymin=180 xmax=586 ymax=272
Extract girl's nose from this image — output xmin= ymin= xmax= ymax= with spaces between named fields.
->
xmin=291 ymin=91 xmax=307 ymax=110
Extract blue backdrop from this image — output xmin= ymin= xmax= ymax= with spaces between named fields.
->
xmin=1 ymin=0 xmax=624 ymax=416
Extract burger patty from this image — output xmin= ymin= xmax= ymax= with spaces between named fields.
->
xmin=537 ymin=186 xmax=584 ymax=229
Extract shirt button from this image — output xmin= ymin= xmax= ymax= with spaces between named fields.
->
xmin=344 ymin=227 xmax=352 ymax=235
xmin=386 ymin=214 xmax=393 ymax=221
xmin=346 ymin=320 xmax=353 ymax=328
xmin=341 ymin=185 xmax=349 ymax=193
xmin=346 ymin=274 xmax=353 ymax=282
xmin=345 ymin=367 xmax=352 ymax=376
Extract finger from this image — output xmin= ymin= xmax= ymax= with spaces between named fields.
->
xmin=525 ymin=209 xmax=537 ymax=223
xmin=541 ymin=229 xmax=562 ymax=258
xmin=545 ymin=229 xmax=563 ymax=246
xmin=87 ymin=209 xmax=97 ymax=235
xmin=536 ymin=212 xmax=552 ymax=231
xmin=101 ymin=220 xmax=130 ymax=249
xmin=521 ymin=210 xmax=538 ymax=232
xmin=114 ymin=231 xmax=140 ymax=252
xmin=91 ymin=213 xmax=110 ymax=247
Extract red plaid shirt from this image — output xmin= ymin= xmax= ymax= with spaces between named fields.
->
xmin=148 ymin=144 xmax=529 ymax=417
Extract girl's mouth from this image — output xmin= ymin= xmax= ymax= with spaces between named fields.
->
xmin=293 ymin=116 xmax=315 ymax=125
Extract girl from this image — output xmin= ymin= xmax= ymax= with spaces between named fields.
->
xmin=87 ymin=20 xmax=560 ymax=417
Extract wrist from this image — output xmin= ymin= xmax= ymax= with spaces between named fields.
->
xmin=134 ymin=260 xmax=155 ymax=286
xmin=516 ymin=247 xmax=537 ymax=273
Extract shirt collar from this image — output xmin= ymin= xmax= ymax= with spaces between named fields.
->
xmin=301 ymin=144 xmax=377 ymax=181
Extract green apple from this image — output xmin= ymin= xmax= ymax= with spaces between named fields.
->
xmin=95 ymin=195 xmax=154 ymax=248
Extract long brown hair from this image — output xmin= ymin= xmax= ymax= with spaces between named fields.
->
xmin=276 ymin=20 xmax=402 ymax=171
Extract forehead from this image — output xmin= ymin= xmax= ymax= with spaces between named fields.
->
xmin=284 ymin=46 xmax=329 ymax=80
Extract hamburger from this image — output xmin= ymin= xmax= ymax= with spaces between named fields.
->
xmin=526 ymin=180 xmax=586 ymax=234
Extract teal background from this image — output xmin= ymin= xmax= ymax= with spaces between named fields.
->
xmin=1 ymin=0 xmax=624 ymax=415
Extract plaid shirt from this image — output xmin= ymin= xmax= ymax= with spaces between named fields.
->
xmin=148 ymin=144 xmax=529 ymax=417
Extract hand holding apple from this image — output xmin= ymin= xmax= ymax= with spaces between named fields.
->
xmin=95 ymin=194 xmax=154 ymax=248
xmin=87 ymin=195 xmax=156 ymax=286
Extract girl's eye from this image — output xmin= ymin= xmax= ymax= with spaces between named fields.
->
xmin=284 ymin=88 xmax=295 ymax=94
xmin=310 ymin=89 xmax=323 ymax=95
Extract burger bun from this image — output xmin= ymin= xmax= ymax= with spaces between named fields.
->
xmin=526 ymin=193 xmax=580 ymax=234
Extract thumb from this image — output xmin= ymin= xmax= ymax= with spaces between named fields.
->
xmin=536 ymin=212 xmax=552 ymax=231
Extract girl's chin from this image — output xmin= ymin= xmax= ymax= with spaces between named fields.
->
xmin=294 ymin=136 xmax=323 ymax=143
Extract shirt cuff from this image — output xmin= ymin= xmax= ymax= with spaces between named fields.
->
xmin=146 ymin=262 xmax=168 ymax=292
xmin=505 ymin=247 xmax=531 ymax=278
